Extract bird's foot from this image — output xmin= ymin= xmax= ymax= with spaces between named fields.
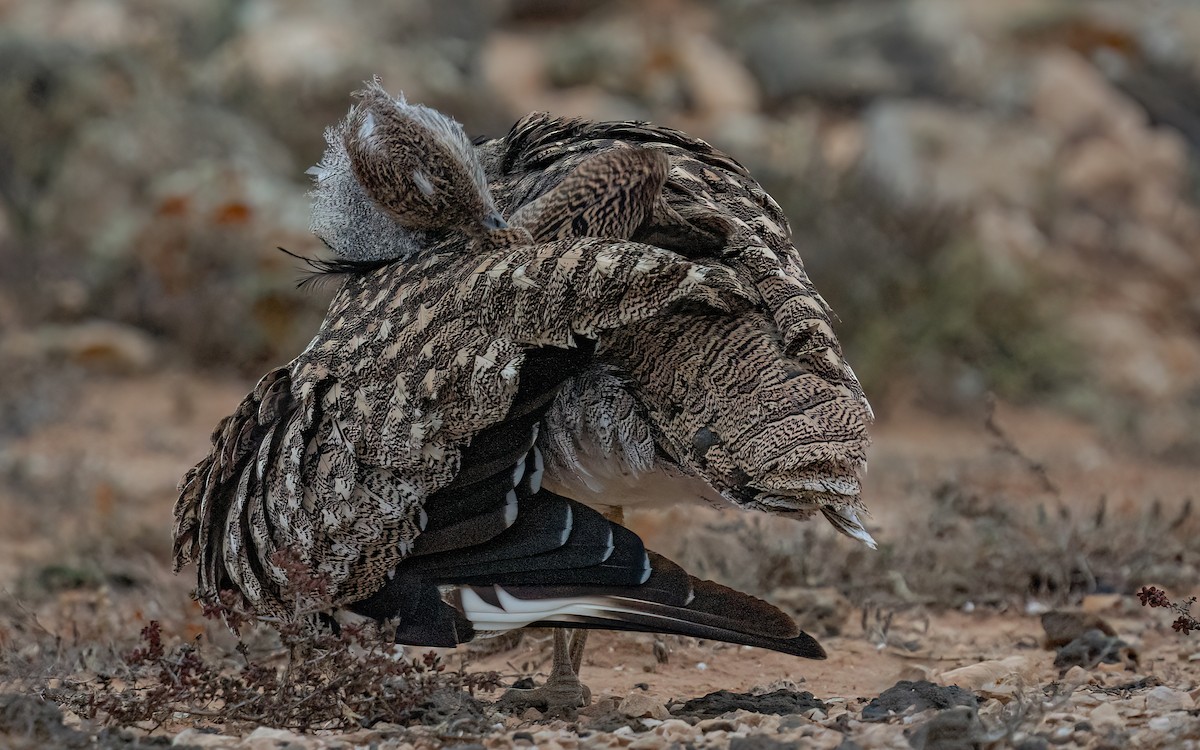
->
xmin=497 ymin=674 xmax=591 ymax=717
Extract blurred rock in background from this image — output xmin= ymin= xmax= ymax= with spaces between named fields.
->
xmin=1 ymin=0 xmax=1198 ymax=463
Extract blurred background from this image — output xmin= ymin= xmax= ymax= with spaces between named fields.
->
xmin=1 ymin=0 xmax=1199 ymax=643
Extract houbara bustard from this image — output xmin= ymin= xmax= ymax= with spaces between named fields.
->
xmin=173 ymin=80 xmax=874 ymax=713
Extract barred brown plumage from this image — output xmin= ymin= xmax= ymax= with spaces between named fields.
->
xmin=476 ymin=114 xmax=875 ymax=541
xmin=173 ymin=81 xmax=871 ymax=714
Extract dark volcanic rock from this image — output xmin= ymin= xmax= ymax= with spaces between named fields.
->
xmin=1041 ymin=610 xmax=1117 ymax=648
xmin=1054 ymin=629 xmax=1133 ymax=670
xmin=862 ymin=680 xmax=978 ymax=721
xmin=0 ymin=693 xmax=196 ymax=750
xmin=671 ymin=689 xmax=826 ymax=719
xmin=906 ymin=705 xmax=986 ymax=750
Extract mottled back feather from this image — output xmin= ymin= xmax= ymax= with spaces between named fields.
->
xmin=477 ymin=115 xmax=874 ymax=532
xmin=174 ymin=235 xmax=751 ymax=617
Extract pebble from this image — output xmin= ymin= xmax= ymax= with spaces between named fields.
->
xmin=172 ymin=730 xmax=241 ymax=747
xmin=1062 ymin=666 xmax=1092 ymax=687
xmin=1041 ymin=610 xmax=1116 ymax=648
xmin=940 ymin=656 xmax=1034 ymax=691
xmin=627 ymin=734 xmax=668 ymax=750
xmin=1089 ymin=702 xmax=1122 ymax=731
xmin=696 ymin=718 xmax=737 ymax=733
xmin=617 ymin=693 xmax=670 ymax=721
xmin=1145 ymin=685 xmax=1195 ymax=712
xmin=653 ymin=719 xmax=694 ymax=742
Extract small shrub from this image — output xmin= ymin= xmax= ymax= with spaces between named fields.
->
xmin=43 ymin=550 xmax=500 ymax=732
xmin=1138 ymin=586 xmax=1200 ymax=637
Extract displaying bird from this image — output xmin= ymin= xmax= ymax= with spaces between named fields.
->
xmin=173 ymin=80 xmax=872 ymax=714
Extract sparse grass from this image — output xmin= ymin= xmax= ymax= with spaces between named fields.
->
xmin=2 ymin=552 xmax=499 ymax=734
xmin=667 ymin=461 xmax=1198 ymax=613
xmin=2 ymin=550 xmax=499 ymax=736
xmin=47 ymin=617 xmax=496 ymax=733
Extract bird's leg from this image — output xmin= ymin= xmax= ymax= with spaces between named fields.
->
xmin=563 ymin=506 xmax=621 ymax=676
xmin=494 ymin=506 xmax=624 ymax=715
xmin=497 ymin=628 xmax=589 ymax=715
xmin=568 ymin=628 xmax=589 ymax=674
xmin=496 ymin=624 xmax=590 ymax=715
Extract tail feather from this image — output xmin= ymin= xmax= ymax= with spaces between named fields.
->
xmin=455 ymin=580 xmax=824 ymax=659
xmin=347 ymin=488 xmax=824 ymax=660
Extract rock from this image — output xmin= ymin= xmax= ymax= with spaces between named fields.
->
xmin=585 ymin=708 xmax=649 ymax=734
xmin=861 ymin=100 xmax=1056 ymax=210
xmin=544 ymin=20 xmax=647 ymax=93
xmin=57 ymin=321 xmax=158 ymax=373
xmin=628 ymin=733 xmax=670 ymax=750
xmin=0 ymin=694 xmax=83 ymax=746
xmin=1054 ymin=629 xmax=1134 ymax=671
xmin=939 ymin=657 xmax=1037 ymax=692
xmin=729 ymin=736 xmax=795 ymax=750
xmin=521 ymin=707 xmax=542 ymax=721
xmin=1 ymin=321 xmax=159 ymax=374
xmin=172 ymin=728 xmax=241 ymax=747
xmin=411 ymin=688 xmax=488 ymax=730
xmin=1041 ymin=610 xmax=1117 ymax=648
xmin=696 ymin=718 xmax=737 ymax=733
xmin=733 ymin=3 xmax=928 ymax=104
xmin=244 ymin=727 xmax=307 ymax=749
xmin=653 ymin=718 xmax=695 ymax=741
xmin=1062 ymin=666 xmax=1093 ymax=687
xmin=773 ymin=587 xmax=852 ymax=637
xmin=1057 ymin=137 xmax=1139 ymax=199
xmin=1031 ymin=51 xmax=1192 ymax=224
xmin=671 ymin=689 xmax=826 ymax=719
xmin=861 ymin=681 xmax=977 ymax=721
xmin=898 ymin=665 xmax=940 ymax=683
xmin=1088 ymin=702 xmax=1122 ymax=731
xmin=1030 ymin=51 xmax=1146 ymax=142
xmin=675 ymin=32 xmax=760 ymax=117
xmin=618 ymin=692 xmax=670 ymax=721
xmin=906 ymin=706 xmax=986 ymax=750
xmin=1144 ymin=685 xmax=1195 ymax=712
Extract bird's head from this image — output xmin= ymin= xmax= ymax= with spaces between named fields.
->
xmin=308 ymin=78 xmax=507 ymax=261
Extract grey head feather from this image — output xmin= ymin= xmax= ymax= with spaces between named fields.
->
xmin=309 ymin=78 xmax=503 ymax=261
xmin=308 ymin=117 xmax=427 ymax=261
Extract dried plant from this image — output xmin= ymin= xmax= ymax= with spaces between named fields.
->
xmin=1138 ymin=586 xmax=1200 ymax=637
xmin=43 ymin=549 xmax=500 ymax=732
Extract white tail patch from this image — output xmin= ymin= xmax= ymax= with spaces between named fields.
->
xmin=530 ymin=445 xmax=545 ymax=494
xmin=504 ymin=490 xmax=519 ymax=526
xmin=560 ymin=505 xmax=573 ymax=545
xmin=459 ymin=586 xmax=640 ymax=631
xmin=412 ymin=170 xmax=435 ymax=196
